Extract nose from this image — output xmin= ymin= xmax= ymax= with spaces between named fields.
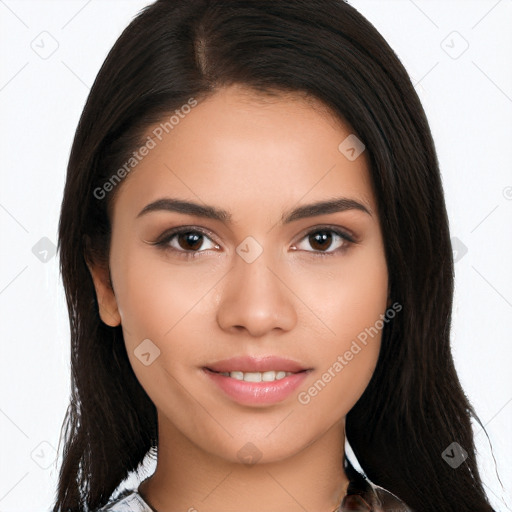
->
xmin=216 ymin=253 xmax=297 ymax=337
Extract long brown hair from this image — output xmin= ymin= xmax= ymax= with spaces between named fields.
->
xmin=54 ymin=1 xmax=495 ymax=510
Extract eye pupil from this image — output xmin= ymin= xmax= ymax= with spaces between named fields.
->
xmin=309 ymin=231 xmax=332 ymax=251
xmin=178 ymin=232 xmax=203 ymax=251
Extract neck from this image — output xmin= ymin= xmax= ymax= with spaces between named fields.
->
xmin=139 ymin=415 xmax=349 ymax=512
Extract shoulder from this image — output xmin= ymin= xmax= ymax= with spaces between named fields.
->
xmin=95 ymin=489 xmax=155 ymax=512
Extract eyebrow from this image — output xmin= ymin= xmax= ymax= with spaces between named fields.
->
xmin=136 ymin=196 xmax=372 ymax=224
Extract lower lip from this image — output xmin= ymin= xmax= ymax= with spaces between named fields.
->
xmin=203 ymin=368 xmax=310 ymax=405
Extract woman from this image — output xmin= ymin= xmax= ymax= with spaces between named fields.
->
xmin=53 ymin=1 xmax=496 ymax=511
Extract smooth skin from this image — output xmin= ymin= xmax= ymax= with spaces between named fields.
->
xmin=89 ymin=84 xmax=389 ymax=512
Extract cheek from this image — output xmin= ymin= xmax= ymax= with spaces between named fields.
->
xmin=293 ymin=247 xmax=387 ymax=411
xmin=110 ymin=243 xmax=211 ymax=344
xmin=109 ymin=243 xmax=225 ymax=404
xmin=109 ymin=246 xmax=206 ymax=406
xmin=293 ymin=243 xmax=388 ymax=342
xmin=296 ymin=340 xmax=381 ymax=423
xmin=296 ymin=290 xmax=386 ymax=420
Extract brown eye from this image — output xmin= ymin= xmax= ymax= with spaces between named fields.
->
xmin=308 ymin=231 xmax=333 ymax=251
xmin=293 ymin=228 xmax=354 ymax=255
xmin=177 ymin=231 xmax=204 ymax=251
xmin=154 ymin=228 xmax=219 ymax=255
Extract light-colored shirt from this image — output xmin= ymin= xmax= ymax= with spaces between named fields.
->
xmin=97 ymin=490 xmax=154 ymax=512
xmin=96 ymin=475 xmax=412 ymax=512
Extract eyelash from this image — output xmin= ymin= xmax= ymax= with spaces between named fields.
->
xmin=151 ymin=225 xmax=356 ymax=259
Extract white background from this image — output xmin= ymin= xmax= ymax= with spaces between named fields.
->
xmin=0 ymin=1 xmax=511 ymax=510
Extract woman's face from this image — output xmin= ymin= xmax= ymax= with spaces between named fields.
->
xmin=92 ymin=84 xmax=388 ymax=464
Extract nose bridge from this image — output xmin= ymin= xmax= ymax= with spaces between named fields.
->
xmin=236 ymin=251 xmax=278 ymax=298
xmin=216 ymin=245 xmax=297 ymax=335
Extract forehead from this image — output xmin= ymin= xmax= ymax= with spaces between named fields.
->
xmin=112 ymin=84 xmax=376 ymax=220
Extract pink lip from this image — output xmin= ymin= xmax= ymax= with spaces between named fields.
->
xmin=205 ymin=355 xmax=308 ymax=373
xmin=203 ymin=356 xmax=312 ymax=406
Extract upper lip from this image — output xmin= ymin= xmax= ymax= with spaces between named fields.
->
xmin=205 ymin=356 xmax=309 ymax=373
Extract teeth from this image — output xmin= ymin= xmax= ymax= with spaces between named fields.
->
xmin=244 ymin=372 xmax=262 ymax=382
xmin=218 ymin=370 xmax=294 ymax=382
xmin=262 ymin=371 xmax=276 ymax=382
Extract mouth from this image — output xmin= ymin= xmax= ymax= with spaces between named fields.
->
xmin=203 ymin=355 xmax=312 ymax=405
